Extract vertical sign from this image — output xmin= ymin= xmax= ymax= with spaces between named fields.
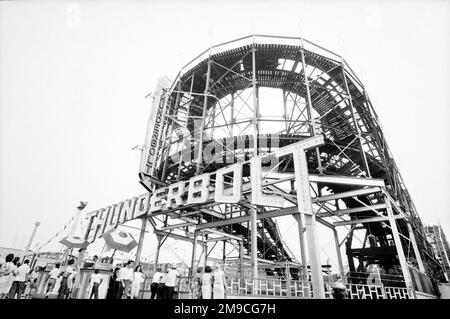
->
xmin=140 ymin=76 xmax=172 ymax=178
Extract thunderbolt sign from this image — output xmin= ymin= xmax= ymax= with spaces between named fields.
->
xmin=84 ymin=135 xmax=324 ymax=241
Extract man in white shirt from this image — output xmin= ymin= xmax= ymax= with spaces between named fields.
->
xmin=121 ymin=260 xmax=134 ymax=299
xmin=150 ymin=267 xmax=163 ymax=299
xmin=9 ymin=259 xmax=30 ymax=299
xmin=45 ymin=263 xmax=61 ymax=298
xmin=89 ymin=269 xmax=103 ymax=299
xmin=165 ymin=264 xmax=180 ymax=299
xmin=114 ymin=265 xmax=124 ymax=299
xmin=115 ymin=260 xmax=134 ymax=299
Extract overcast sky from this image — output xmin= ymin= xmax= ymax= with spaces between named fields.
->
xmin=0 ymin=0 xmax=448 ymax=267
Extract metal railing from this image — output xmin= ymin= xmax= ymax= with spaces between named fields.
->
xmin=156 ymin=275 xmax=415 ymax=299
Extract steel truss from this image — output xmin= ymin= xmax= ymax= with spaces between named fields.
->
xmin=135 ymin=35 xmax=437 ymax=298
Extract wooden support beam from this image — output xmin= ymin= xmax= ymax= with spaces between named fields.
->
xmin=312 ymin=187 xmax=381 ymax=203
xmin=160 ymin=222 xmax=195 ymax=231
xmin=203 ymin=228 xmax=243 ymax=241
xmin=195 ymin=206 xmax=298 ymax=230
xmin=333 ymin=214 xmax=403 ymax=226
xmin=317 ymin=203 xmax=386 ymax=217
xmin=153 ymin=230 xmax=205 ymax=245
xmin=309 ymin=174 xmax=385 ymax=187
xmin=200 ymin=209 xmax=225 ymax=219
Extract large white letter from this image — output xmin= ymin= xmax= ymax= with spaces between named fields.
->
xmin=214 ymin=163 xmax=242 ymax=203
xmin=119 ymin=197 xmax=137 ymax=223
xmin=134 ymin=193 xmax=150 ymax=218
xmin=149 ymin=187 xmax=167 ymax=213
xmin=187 ymin=173 xmax=210 ymax=204
xmin=276 ymin=135 xmax=324 ymax=215
xmin=88 ymin=207 xmax=111 ymax=240
xmin=166 ymin=182 xmax=186 ymax=208
xmin=250 ymin=156 xmax=283 ymax=207
xmin=108 ymin=203 xmax=123 ymax=228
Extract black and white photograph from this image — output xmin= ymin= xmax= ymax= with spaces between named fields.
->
xmin=0 ymin=0 xmax=449 ymax=314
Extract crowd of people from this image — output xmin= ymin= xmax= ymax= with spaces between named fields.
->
xmin=0 ymin=252 xmax=91 ymax=299
xmin=104 ymin=260 xmax=145 ymax=299
xmin=1 ymin=251 xmax=229 ymax=299
xmin=190 ymin=264 xmax=227 ymax=299
xmin=104 ymin=261 xmax=180 ymax=299
xmin=0 ymin=253 xmax=39 ymax=299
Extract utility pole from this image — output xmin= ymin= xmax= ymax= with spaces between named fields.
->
xmin=25 ymin=222 xmax=41 ymax=251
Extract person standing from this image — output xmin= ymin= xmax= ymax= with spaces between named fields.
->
xmin=89 ymin=269 xmax=103 ymax=299
xmin=106 ymin=267 xmax=120 ymax=299
xmin=165 ymin=264 xmax=180 ymax=299
xmin=331 ymin=279 xmax=347 ymax=299
xmin=201 ymin=266 xmax=213 ymax=299
xmin=0 ymin=254 xmax=16 ymax=299
xmin=25 ymin=266 xmax=40 ymax=299
xmin=191 ymin=267 xmax=203 ymax=299
xmin=66 ymin=261 xmax=79 ymax=298
xmin=92 ymin=255 xmax=99 ymax=269
xmin=212 ymin=264 xmax=227 ymax=299
xmin=12 ymin=257 xmax=20 ymax=267
xmin=7 ymin=257 xmax=20 ymax=297
xmin=157 ymin=270 xmax=167 ymax=299
xmin=131 ymin=265 xmax=145 ymax=299
xmin=117 ymin=260 xmax=134 ymax=299
xmin=45 ymin=263 xmax=61 ymax=298
xmin=114 ymin=264 xmax=126 ymax=299
xmin=57 ymin=259 xmax=76 ymax=299
xmin=150 ymin=267 xmax=163 ymax=299
xmin=9 ymin=259 xmax=30 ymax=299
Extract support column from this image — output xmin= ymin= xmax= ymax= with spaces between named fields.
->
xmin=251 ymin=45 xmax=259 ymax=157
xmin=385 ymin=196 xmax=414 ymax=291
xmin=291 ymin=177 xmax=307 ymax=278
xmin=299 ymin=40 xmax=323 ymax=173
xmin=230 ymin=93 xmax=234 ymax=137
xmin=250 ymin=207 xmax=258 ymax=278
xmin=222 ymin=240 xmax=226 ymax=263
xmin=333 ymin=229 xmax=344 ymax=274
xmin=25 ymin=222 xmax=41 ymax=252
xmin=294 ymin=214 xmax=307 ymax=278
xmin=134 ymin=217 xmax=147 ymax=265
xmin=239 ymin=240 xmax=244 ymax=279
xmin=304 ymin=214 xmax=325 ymax=298
xmin=291 ymin=139 xmax=325 ymax=298
xmin=282 ymin=90 xmax=289 ymax=132
xmin=196 ymin=58 xmax=211 ymax=173
xmin=202 ymin=231 xmax=208 ymax=267
xmin=153 ymin=234 xmax=163 ymax=272
xmin=407 ymin=223 xmax=425 ymax=273
xmin=190 ymin=230 xmax=198 ymax=277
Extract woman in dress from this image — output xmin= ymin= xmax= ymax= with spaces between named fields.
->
xmin=212 ymin=264 xmax=227 ymax=299
xmin=0 ymin=254 xmax=17 ymax=299
xmin=201 ymin=265 xmax=212 ymax=299
xmin=190 ymin=267 xmax=202 ymax=299
xmin=131 ymin=264 xmax=145 ymax=299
